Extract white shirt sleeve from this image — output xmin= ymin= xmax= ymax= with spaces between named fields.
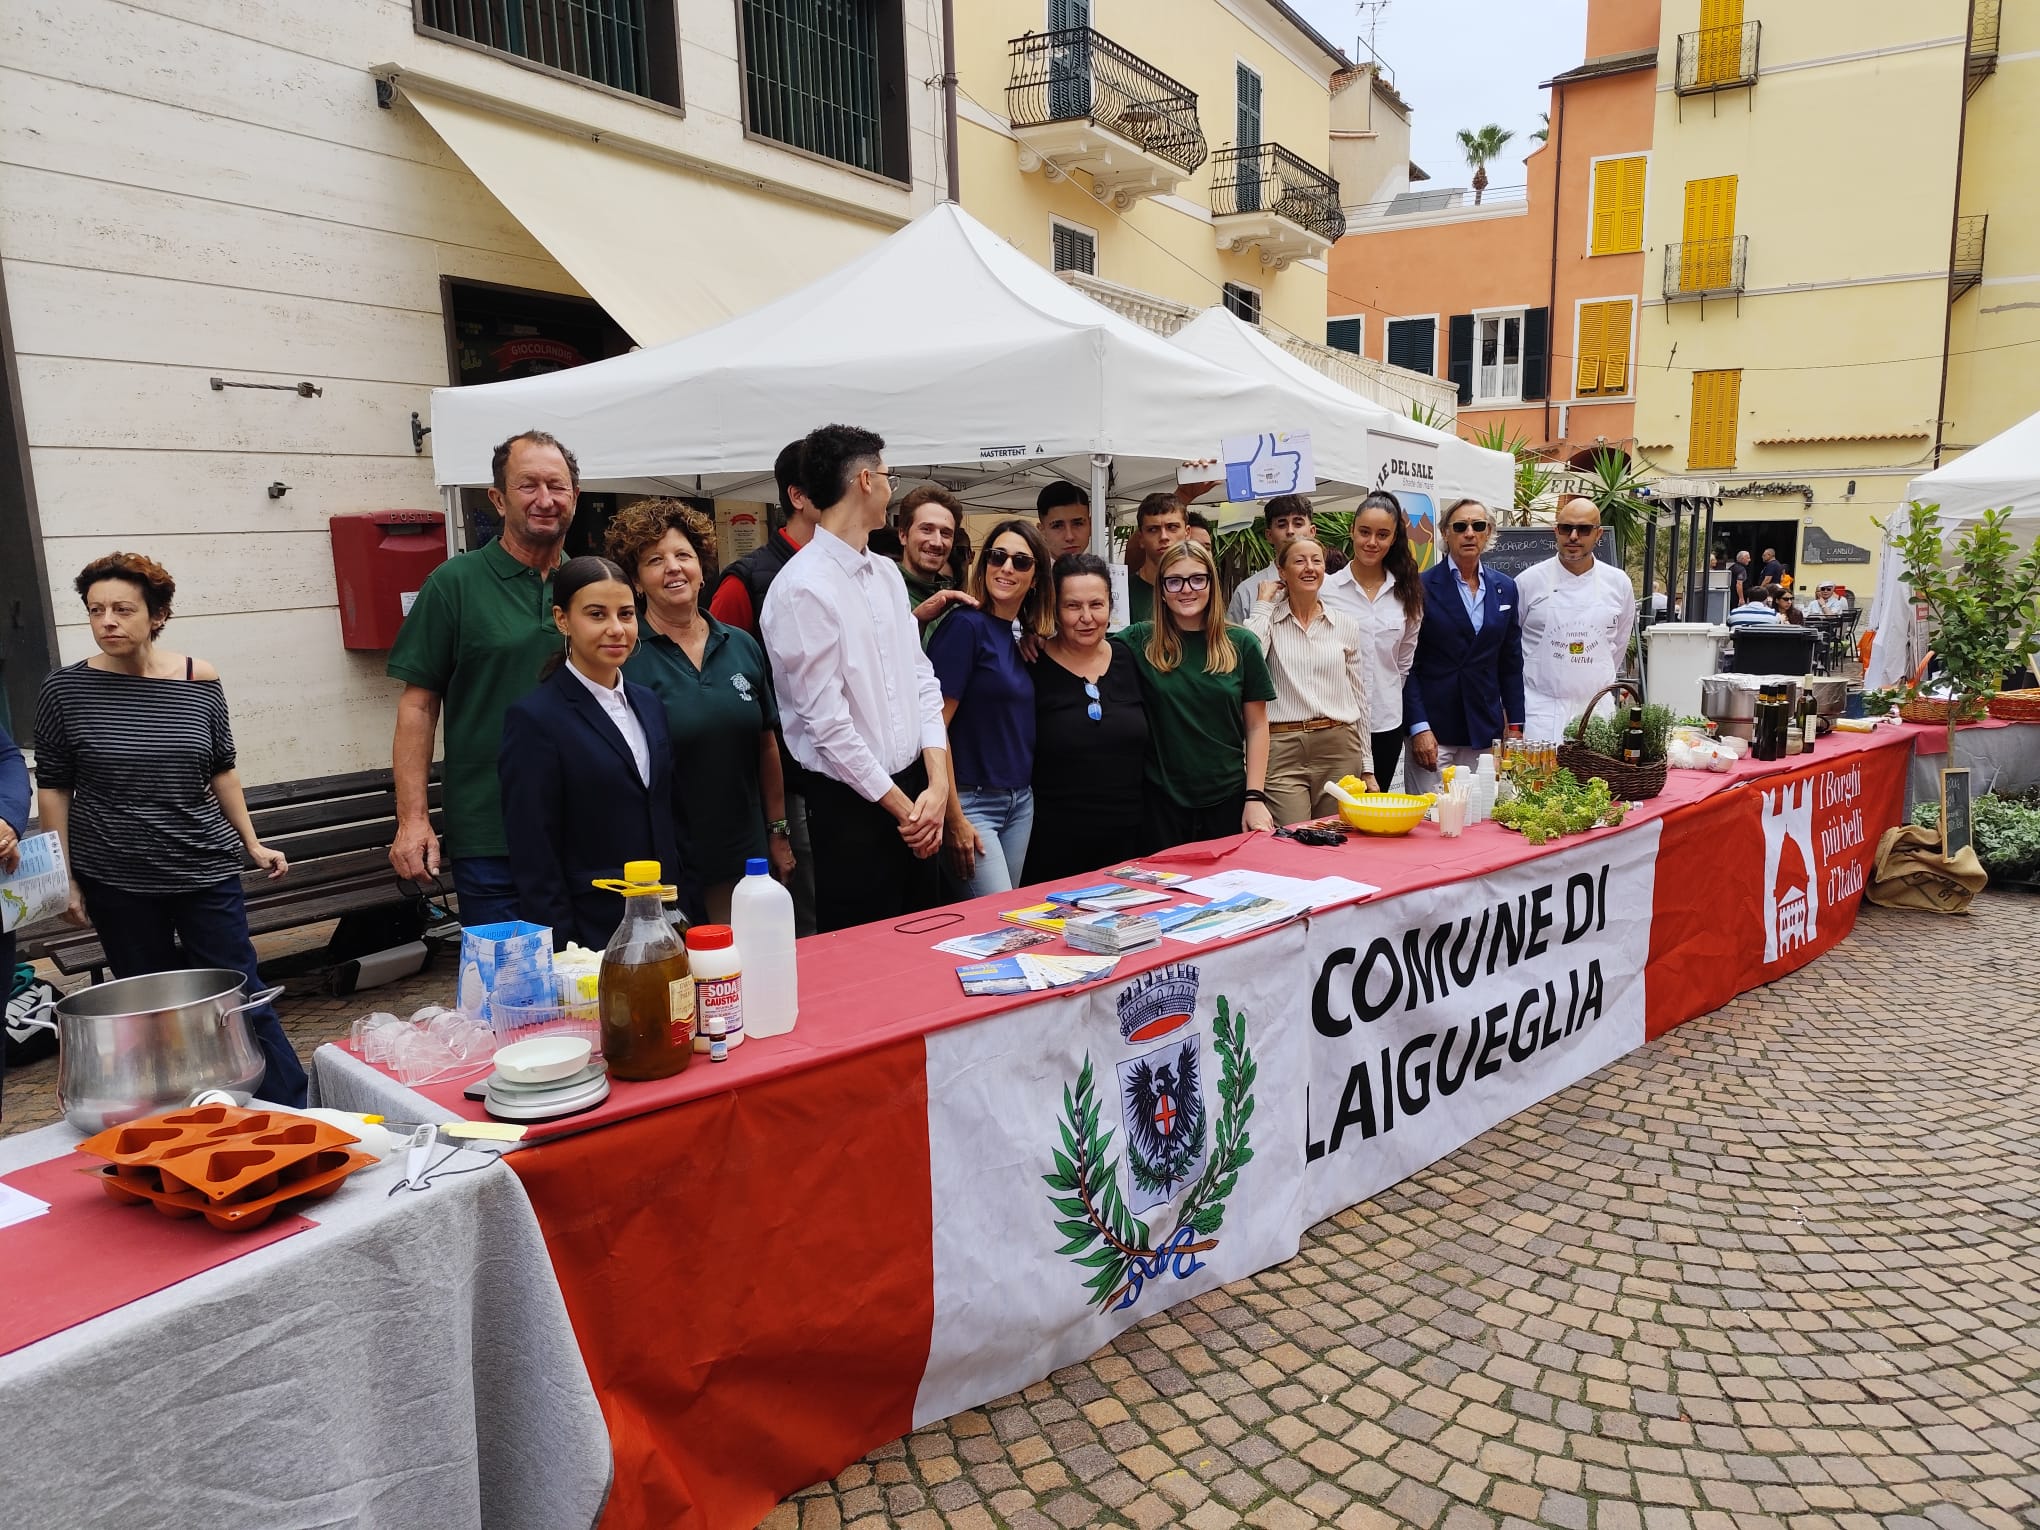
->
xmin=1340 ymin=611 xmax=1372 ymax=743
xmin=764 ymin=579 xmax=897 ymax=804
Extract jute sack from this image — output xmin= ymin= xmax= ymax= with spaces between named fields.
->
xmin=1865 ymin=823 xmax=1988 ymax=914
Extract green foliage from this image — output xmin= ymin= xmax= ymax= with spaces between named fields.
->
xmin=1888 ymin=501 xmax=2040 ymax=707
xmin=1042 ymin=1057 xmax=1149 ymax=1308
xmin=1572 ymin=702 xmax=1675 ymax=761
xmin=1573 ymin=447 xmax=1651 ymax=544
xmin=1174 ymin=997 xmax=1256 ymax=1239
xmin=1455 ymin=123 xmax=1515 ymax=169
xmin=1492 ymin=769 xmax=1628 ymax=846
xmin=1468 ymin=421 xmax=1554 ymax=524
xmin=1407 ymin=400 xmax=1454 ymax=430
xmin=1911 ymin=794 xmax=2040 ymax=880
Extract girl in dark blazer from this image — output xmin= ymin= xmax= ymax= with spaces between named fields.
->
xmin=499 ymin=556 xmax=696 ymax=949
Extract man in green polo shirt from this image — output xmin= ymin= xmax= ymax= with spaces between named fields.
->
xmin=387 ymin=430 xmax=577 ymax=925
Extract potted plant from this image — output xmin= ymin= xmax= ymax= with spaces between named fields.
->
xmin=1889 ymin=500 xmax=2040 ymax=762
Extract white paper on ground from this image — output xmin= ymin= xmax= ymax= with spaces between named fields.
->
xmin=1178 ymin=868 xmax=1379 ymax=912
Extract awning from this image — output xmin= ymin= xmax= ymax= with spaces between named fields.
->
xmin=401 ymin=86 xmax=893 ymax=346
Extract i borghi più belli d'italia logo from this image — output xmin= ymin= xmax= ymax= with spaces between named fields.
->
xmin=1044 ymin=965 xmax=1257 ymax=1313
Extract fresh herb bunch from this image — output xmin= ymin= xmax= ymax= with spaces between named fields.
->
xmin=1492 ymin=768 xmax=1629 ymax=846
xmin=1571 ymin=703 xmax=1674 ymax=762
xmin=1911 ymin=793 xmax=2040 ymax=880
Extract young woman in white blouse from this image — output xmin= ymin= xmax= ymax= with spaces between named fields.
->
xmin=1321 ymin=491 xmax=1424 ymax=789
xmin=1244 ymin=536 xmax=1374 ymax=826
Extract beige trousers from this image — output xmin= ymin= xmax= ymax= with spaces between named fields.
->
xmin=1266 ymin=722 xmax=1371 ymax=826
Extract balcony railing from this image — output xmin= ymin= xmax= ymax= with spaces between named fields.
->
xmin=1664 ymin=235 xmax=1748 ymax=303
xmin=1952 ymin=214 xmax=1988 ymax=301
xmin=1674 ymin=20 xmax=1760 ymax=95
xmin=1968 ymin=0 xmax=2001 ymax=97
xmin=1006 ymin=28 xmax=1207 ymax=175
xmin=1211 ymin=143 xmax=1345 ymax=243
xmin=416 ymin=0 xmax=672 ymax=104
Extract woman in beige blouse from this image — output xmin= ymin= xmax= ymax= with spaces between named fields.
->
xmin=1243 ymin=537 xmax=1375 ymax=826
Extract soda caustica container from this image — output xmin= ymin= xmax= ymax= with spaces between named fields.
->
xmin=596 ymin=860 xmax=694 ymax=1080
xmin=729 ymin=857 xmax=798 ymax=1037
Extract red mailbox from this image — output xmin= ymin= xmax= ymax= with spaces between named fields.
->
xmin=331 ymin=510 xmax=447 ymax=650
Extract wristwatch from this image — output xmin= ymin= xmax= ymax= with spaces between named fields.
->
xmin=768 ymin=819 xmax=791 ymax=838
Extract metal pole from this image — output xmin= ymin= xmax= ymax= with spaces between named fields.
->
xmin=939 ymin=0 xmax=961 ymax=203
xmin=1700 ymin=497 xmax=1717 ymax=622
xmin=1687 ymin=505 xmax=1704 ymax=621
xmin=1088 ymin=453 xmax=1111 ymax=558
xmin=1641 ymin=509 xmax=1659 ymax=630
xmin=442 ymin=485 xmax=461 ymax=558
xmin=1667 ymin=501 xmax=1682 ymax=624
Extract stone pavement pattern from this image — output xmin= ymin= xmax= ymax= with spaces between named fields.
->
xmin=6 ymin=898 xmax=2037 ymax=1530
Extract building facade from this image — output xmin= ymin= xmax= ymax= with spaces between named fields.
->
xmin=0 ymin=0 xmax=946 ymax=776
xmin=1629 ymin=0 xmax=1999 ymax=589
xmin=1324 ymin=0 xmax=1660 ymax=469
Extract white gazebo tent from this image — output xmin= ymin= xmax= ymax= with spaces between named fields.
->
xmin=1863 ymin=408 xmax=2040 ymax=688
xmin=426 ymin=203 xmax=1509 ymax=542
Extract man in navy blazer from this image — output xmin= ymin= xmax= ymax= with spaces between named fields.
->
xmin=1403 ymin=500 xmax=1526 ymax=791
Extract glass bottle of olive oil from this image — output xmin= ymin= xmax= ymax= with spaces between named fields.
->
xmin=596 ymin=861 xmax=694 ymax=1081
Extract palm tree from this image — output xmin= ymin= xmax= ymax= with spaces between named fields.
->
xmin=1530 ymin=111 xmax=1549 ymax=144
xmin=1455 ymin=123 xmax=1514 ymax=204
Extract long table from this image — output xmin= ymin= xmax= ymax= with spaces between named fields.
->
xmin=0 ymin=1125 xmax=611 ymax=1530
xmin=316 ymin=726 xmax=1918 ymax=1530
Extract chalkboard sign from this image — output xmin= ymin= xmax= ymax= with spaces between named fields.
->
xmin=1475 ymin=527 xmax=1616 ymax=579
xmin=1940 ymin=766 xmax=1973 ymax=859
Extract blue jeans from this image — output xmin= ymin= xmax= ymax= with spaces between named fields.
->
xmin=75 ymin=874 xmax=309 ymax=1109
xmin=957 ymin=786 xmax=1035 ymax=898
xmin=451 ymin=855 xmax=521 ymax=927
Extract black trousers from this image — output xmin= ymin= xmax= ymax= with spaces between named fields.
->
xmin=1371 ymin=726 xmax=1408 ymax=789
xmin=803 ymin=760 xmax=943 ymax=933
xmin=1142 ymin=792 xmax=1246 ymax=855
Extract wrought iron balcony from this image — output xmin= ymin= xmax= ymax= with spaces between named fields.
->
xmin=1664 ymin=235 xmax=1748 ymax=311
xmin=417 ymin=0 xmax=676 ymax=105
xmin=1007 ymin=28 xmax=1206 ymax=207
xmin=1968 ymin=0 xmax=2001 ymax=97
xmin=1951 ymin=215 xmax=1987 ymax=302
xmin=1211 ymin=143 xmax=1345 ymax=268
xmin=1674 ymin=20 xmax=1760 ymax=97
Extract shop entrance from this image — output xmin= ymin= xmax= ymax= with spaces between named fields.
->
xmin=441 ymin=279 xmax=635 ymax=555
xmin=1711 ymin=517 xmax=1802 ymax=589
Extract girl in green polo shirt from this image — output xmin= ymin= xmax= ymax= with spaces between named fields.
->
xmin=1122 ymin=541 xmax=1278 ymax=851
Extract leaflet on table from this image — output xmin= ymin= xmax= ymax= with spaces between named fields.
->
xmin=955 ymin=951 xmax=1120 ymax=996
xmin=933 ymin=926 xmax=1057 ymax=959
xmin=1158 ymin=892 xmax=1306 ymax=944
xmin=1044 ymin=883 xmax=1170 ymax=911
xmin=1177 ymin=867 xmax=1379 ymax=912
xmin=1061 ymin=910 xmax=1161 ymax=955
xmin=1105 ymin=865 xmax=1190 ymax=886
xmin=998 ymin=902 xmax=1068 ymax=932
xmin=0 ymin=831 xmax=67 ymax=935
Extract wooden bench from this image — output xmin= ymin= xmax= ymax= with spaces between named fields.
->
xmin=18 ymin=767 xmax=446 ymax=981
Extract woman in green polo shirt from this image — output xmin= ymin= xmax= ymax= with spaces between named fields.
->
xmin=1122 ymin=541 xmax=1278 ymax=851
xmin=608 ymin=500 xmax=792 ymax=924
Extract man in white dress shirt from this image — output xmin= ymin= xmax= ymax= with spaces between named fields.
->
xmin=1515 ymin=495 xmax=1637 ymax=741
xmin=761 ymin=424 xmax=951 ymax=932
xmin=1227 ymin=495 xmax=1317 ymax=624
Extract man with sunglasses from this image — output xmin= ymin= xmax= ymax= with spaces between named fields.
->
xmin=761 ymin=425 xmax=950 ymax=931
xmin=1403 ymin=499 xmax=1525 ymax=792
xmin=1515 ymin=495 xmax=1637 ymax=742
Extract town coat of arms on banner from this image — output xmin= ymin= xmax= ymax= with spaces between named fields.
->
xmin=1043 ymin=964 xmax=1257 ymax=1313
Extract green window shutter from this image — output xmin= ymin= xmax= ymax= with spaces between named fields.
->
xmin=1326 ymin=318 xmax=1362 ymax=355
xmin=1447 ymin=313 xmax=1475 ymax=402
xmin=1386 ymin=318 xmax=1435 ymax=374
xmin=1520 ymin=307 xmax=1549 ymax=402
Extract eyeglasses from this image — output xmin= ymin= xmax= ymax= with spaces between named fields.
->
xmin=1161 ymin=572 xmax=1212 ymax=594
xmin=1449 ymin=520 xmax=1490 ymax=534
xmin=1084 ymin=680 xmax=1102 ymax=724
xmin=985 ymin=548 xmax=1036 ymax=572
xmin=1557 ymin=525 xmax=1598 ymax=539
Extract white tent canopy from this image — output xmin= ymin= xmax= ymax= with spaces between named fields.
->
xmin=1863 ymin=408 xmax=2040 ymax=687
xmin=427 ymin=202 xmax=1509 ymax=515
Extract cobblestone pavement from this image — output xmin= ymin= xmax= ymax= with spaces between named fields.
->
xmin=8 ymin=898 xmax=2038 ymax=1530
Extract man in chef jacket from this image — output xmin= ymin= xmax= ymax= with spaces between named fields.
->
xmin=1516 ymin=496 xmax=1637 ymax=740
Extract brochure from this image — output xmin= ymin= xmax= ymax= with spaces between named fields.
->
xmin=1106 ymin=865 xmax=1190 ymax=886
xmin=1178 ymin=868 xmax=1379 ymax=912
xmin=1160 ymin=892 xmax=1305 ymax=945
xmin=0 ymin=832 xmax=67 ymax=935
xmin=1062 ymin=910 xmax=1161 ymax=955
xmin=934 ymin=926 xmax=1057 ymax=959
xmin=998 ymin=902 xmax=1068 ymax=933
xmin=956 ymin=951 xmax=1119 ymax=996
xmin=1049 ymin=884 xmax=1170 ymax=912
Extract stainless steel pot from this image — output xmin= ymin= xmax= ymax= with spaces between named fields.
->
xmin=21 ymin=968 xmax=281 ymax=1134
xmin=1801 ymin=675 xmax=1850 ymax=716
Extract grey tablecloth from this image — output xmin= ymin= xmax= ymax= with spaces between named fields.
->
xmin=0 ymin=1123 xmax=610 ymax=1530
xmin=311 ymin=1042 xmax=481 ymax=1130
xmin=1907 ymin=722 xmax=2040 ymax=808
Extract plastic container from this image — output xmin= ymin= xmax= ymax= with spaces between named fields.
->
xmin=729 ymin=857 xmax=799 ymax=1038
xmin=686 ymin=924 xmax=744 ymax=1053
xmin=595 ymin=860 xmax=694 ymax=1081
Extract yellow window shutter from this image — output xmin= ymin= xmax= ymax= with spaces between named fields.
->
xmin=1697 ymin=0 xmax=1744 ymax=84
xmin=1700 ymin=0 xmax=1743 ymax=30
xmin=1616 ymin=158 xmax=1646 ymax=252
xmin=1591 ymin=161 xmax=1619 ymax=255
xmin=1682 ymin=177 xmax=1737 ymax=289
xmin=1600 ymin=301 xmax=1633 ymax=394
xmin=1575 ymin=303 xmax=1606 ymax=394
xmin=1689 ymin=369 xmax=1741 ymax=469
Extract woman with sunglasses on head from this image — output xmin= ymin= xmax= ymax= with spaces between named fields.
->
xmin=927 ymin=519 xmax=1056 ymax=895
xmin=1322 ymin=490 xmax=1424 ymax=788
xmin=1244 ymin=535 xmax=1374 ymax=826
xmin=1023 ymin=552 xmax=1149 ymax=882
xmin=1123 ymin=541 xmax=1278 ymax=849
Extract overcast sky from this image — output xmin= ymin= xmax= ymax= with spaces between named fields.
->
xmin=1285 ymin=0 xmax=1590 ymax=199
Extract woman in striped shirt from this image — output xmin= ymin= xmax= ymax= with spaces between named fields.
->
xmin=34 ymin=552 xmax=306 ymax=1106
xmin=1243 ymin=537 xmax=1375 ymax=826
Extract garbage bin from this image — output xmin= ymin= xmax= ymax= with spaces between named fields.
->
xmin=1724 ymin=625 xmax=1818 ymax=677
xmin=1643 ymin=623 xmax=1731 ymax=718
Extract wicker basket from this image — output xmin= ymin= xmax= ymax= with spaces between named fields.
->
xmin=1553 ymin=682 xmax=1669 ymax=801
xmin=1985 ymin=689 xmax=2040 ymax=723
xmin=1898 ymin=695 xmax=1989 ymax=724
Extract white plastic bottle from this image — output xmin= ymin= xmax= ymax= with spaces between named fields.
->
xmin=729 ymin=857 xmax=799 ymax=1037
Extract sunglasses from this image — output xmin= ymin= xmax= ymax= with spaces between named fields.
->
xmin=1084 ymin=679 xmax=1102 ymax=724
xmin=1449 ymin=520 xmax=1490 ymax=534
xmin=1161 ymin=572 xmax=1212 ymax=594
xmin=985 ymin=548 xmax=1036 ymax=572
xmin=1557 ymin=525 xmax=1598 ymax=539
